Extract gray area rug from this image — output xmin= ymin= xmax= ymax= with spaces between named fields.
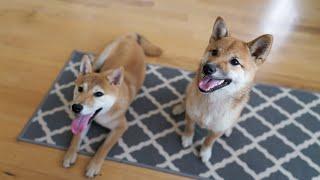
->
xmin=18 ymin=51 xmax=320 ymax=179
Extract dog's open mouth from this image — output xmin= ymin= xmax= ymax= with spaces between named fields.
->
xmin=71 ymin=108 xmax=102 ymax=135
xmin=198 ymin=75 xmax=232 ymax=93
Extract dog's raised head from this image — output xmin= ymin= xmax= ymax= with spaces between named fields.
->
xmin=198 ymin=17 xmax=273 ymax=94
xmin=70 ymin=55 xmax=123 ymax=134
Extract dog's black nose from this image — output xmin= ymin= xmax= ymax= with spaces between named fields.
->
xmin=203 ymin=63 xmax=216 ymax=75
xmin=72 ymin=104 xmax=83 ymax=113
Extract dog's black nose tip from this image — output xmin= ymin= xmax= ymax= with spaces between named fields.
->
xmin=203 ymin=63 xmax=216 ymax=75
xmin=72 ymin=104 xmax=83 ymax=113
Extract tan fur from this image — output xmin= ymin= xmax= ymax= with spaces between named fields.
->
xmin=63 ymin=33 xmax=162 ymax=177
xmin=176 ymin=17 xmax=273 ymax=162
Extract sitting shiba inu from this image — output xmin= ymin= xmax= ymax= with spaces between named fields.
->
xmin=63 ymin=33 xmax=162 ymax=177
xmin=173 ymin=17 xmax=273 ymax=162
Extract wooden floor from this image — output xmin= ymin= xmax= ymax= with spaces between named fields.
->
xmin=0 ymin=0 xmax=319 ymax=179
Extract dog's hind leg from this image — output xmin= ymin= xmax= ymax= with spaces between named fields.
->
xmin=172 ymin=102 xmax=185 ymax=115
xmin=93 ymin=39 xmax=120 ymax=71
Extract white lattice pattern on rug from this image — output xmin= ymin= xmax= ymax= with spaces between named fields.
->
xmin=19 ymin=51 xmax=320 ymax=179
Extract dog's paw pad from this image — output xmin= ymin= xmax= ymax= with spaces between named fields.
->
xmin=63 ymin=152 xmax=77 ymax=168
xmin=200 ymin=147 xmax=212 ymax=163
xmin=181 ymin=135 xmax=193 ymax=148
xmin=172 ymin=104 xmax=185 ymax=115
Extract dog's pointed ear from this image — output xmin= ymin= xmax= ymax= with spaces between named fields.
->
xmin=211 ymin=16 xmax=229 ymax=40
xmin=247 ymin=34 xmax=273 ymax=65
xmin=79 ymin=55 xmax=93 ymax=74
xmin=106 ymin=67 xmax=124 ymax=85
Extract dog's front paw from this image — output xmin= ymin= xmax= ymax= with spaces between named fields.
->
xmin=63 ymin=151 xmax=78 ymax=168
xmin=200 ymin=146 xmax=212 ymax=163
xmin=224 ymin=128 xmax=232 ymax=137
xmin=181 ymin=135 xmax=193 ymax=148
xmin=86 ymin=159 xmax=103 ymax=178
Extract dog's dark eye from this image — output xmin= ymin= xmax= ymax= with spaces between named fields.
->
xmin=78 ymin=87 xmax=83 ymax=92
xmin=230 ymin=58 xmax=240 ymax=66
xmin=211 ymin=49 xmax=218 ymax=56
xmin=94 ymin=91 xmax=104 ymax=97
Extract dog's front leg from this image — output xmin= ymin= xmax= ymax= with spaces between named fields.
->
xmin=63 ymin=124 xmax=91 ymax=168
xmin=181 ymin=113 xmax=195 ymax=148
xmin=200 ymin=131 xmax=222 ymax=163
xmin=224 ymin=128 xmax=233 ymax=137
xmin=85 ymin=117 xmax=127 ymax=178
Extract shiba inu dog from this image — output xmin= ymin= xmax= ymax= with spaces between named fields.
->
xmin=173 ymin=17 xmax=273 ymax=162
xmin=63 ymin=33 xmax=162 ymax=177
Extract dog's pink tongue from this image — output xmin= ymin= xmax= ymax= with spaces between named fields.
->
xmin=199 ymin=76 xmax=222 ymax=91
xmin=71 ymin=114 xmax=92 ymax=135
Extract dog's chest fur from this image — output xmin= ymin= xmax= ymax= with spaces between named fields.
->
xmin=94 ymin=109 xmax=124 ymax=130
xmin=186 ymin=81 xmax=246 ymax=132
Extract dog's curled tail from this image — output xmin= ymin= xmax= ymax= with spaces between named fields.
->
xmin=135 ymin=33 xmax=162 ymax=57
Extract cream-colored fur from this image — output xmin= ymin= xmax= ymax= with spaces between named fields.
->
xmin=186 ymin=80 xmax=245 ymax=132
xmin=174 ymin=17 xmax=273 ymax=162
xmin=63 ymin=33 xmax=162 ymax=177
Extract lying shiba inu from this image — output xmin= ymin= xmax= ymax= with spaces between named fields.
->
xmin=173 ymin=17 xmax=273 ymax=162
xmin=63 ymin=33 xmax=162 ymax=177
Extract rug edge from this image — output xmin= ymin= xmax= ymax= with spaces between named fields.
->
xmin=17 ymin=136 xmax=200 ymax=179
xmin=17 ymin=50 xmax=85 ymax=142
